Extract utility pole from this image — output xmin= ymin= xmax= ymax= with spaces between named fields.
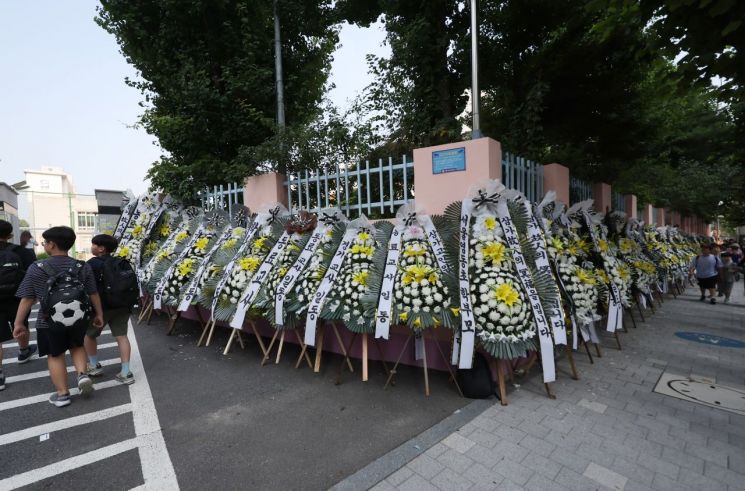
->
xmin=470 ymin=0 xmax=481 ymax=139
xmin=274 ymin=0 xmax=285 ymax=129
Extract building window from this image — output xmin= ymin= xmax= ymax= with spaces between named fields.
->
xmin=40 ymin=179 xmax=49 ymax=190
xmin=77 ymin=212 xmax=97 ymax=230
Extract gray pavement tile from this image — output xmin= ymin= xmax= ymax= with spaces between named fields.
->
xmin=624 ymin=480 xmax=656 ymax=491
xmin=464 ymin=462 xmax=504 ymax=489
xmin=407 ymin=454 xmax=443 ymax=480
xmin=519 ymin=434 xmax=558 ymax=458
xmin=492 ymin=440 xmax=530 ymax=464
xmin=728 ymin=450 xmax=745 ymax=471
xmin=441 ymin=432 xmax=476 ymax=454
xmin=437 ymin=448 xmax=474 ymax=474
xmin=623 ymin=435 xmax=664 ymax=457
xmin=554 ymin=466 xmax=606 ymax=491
xmin=646 ymin=429 xmax=686 ymax=451
xmin=464 ymin=444 xmax=502 ymax=469
xmin=636 ymin=451 xmax=680 ymax=480
xmin=549 ymin=446 xmax=592 ymax=475
xmin=430 ymin=468 xmax=474 ymax=491
xmin=397 ymin=473 xmax=441 ymax=491
xmin=728 ymin=432 xmax=745 ymax=451
xmin=583 ymin=461 xmax=628 ymax=491
xmin=520 ymin=451 xmax=563 ymax=480
xmin=650 ymin=472 xmax=683 ymax=491
xmin=659 ymin=446 xmax=705 ymax=473
xmin=492 ymin=457 xmax=533 ymax=486
xmin=493 ymin=424 xmax=527 ymax=444
xmin=524 ymin=473 xmax=571 ymax=491
xmin=703 ymin=461 xmax=745 ymax=489
xmin=578 ymin=398 xmax=608 ymax=414
xmin=683 ymin=441 xmax=729 ymax=468
xmin=424 ymin=442 xmax=448 ymax=459
xmin=372 ymin=480 xmax=398 ymax=491
xmin=611 ymin=457 xmax=655 ymax=486
xmin=677 ymin=467 xmax=727 ymax=491
xmin=576 ymin=442 xmax=617 ymax=468
xmin=386 ymin=467 xmax=414 ymax=486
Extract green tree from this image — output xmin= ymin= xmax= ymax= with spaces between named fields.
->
xmin=97 ymin=0 xmax=338 ymax=201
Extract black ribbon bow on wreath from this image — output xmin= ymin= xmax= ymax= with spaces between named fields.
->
xmin=471 ymin=190 xmax=501 ymax=209
xmin=320 ymin=211 xmax=341 ymax=226
xmin=403 ymin=212 xmax=418 ymax=227
xmin=267 ymin=206 xmax=281 ymax=225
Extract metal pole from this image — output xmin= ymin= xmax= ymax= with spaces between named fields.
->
xmin=274 ymin=0 xmax=285 ymax=128
xmin=470 ymin=0 xmax=481 ymax=139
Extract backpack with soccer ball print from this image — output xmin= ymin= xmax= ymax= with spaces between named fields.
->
xmin=39 ymin=261 xmax=91 ymax=330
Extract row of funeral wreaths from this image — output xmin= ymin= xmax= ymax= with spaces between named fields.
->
xmin=111 ymin=181 xmax=699 ymax=384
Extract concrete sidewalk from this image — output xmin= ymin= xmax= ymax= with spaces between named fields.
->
xmin=359 ymin=282 xmax=745 ymax=490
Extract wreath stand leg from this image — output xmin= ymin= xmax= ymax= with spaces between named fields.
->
xmin=293 ymin=330 xmax=313 ymax=369
xmin=205 ymin=318 xmax=221 ymax=347
xmin=372 ymin=338 xmax=392 ymax=379
xmin=384 ymin=334 xmax=413 ymax=390
xmin=261 ymin=329 xmax=280 ymax=366
xmin=544 ymin=382 xmax=557 ymax=400
xmin=565 ymin=344 xmax=579 ymax=380
xmin=490 ymin=358 xmax=508 ymax=406
xmin=166 ymin=310 xmax=181 ymax=336
xmin=361 ymin=333 xmax=370 ymax=382
xmin=428 ymin=334 xmax=462 ymax=397
xmin=223 ymin=328 xmax=239 ymax=355
xmin=421 ymin=334 xmax=430 ymax=396
xmin=311 ymin=324 xmax=324 ymax=372
xmin=137 ymin=299 xmax=152 ymax=325
xmin=636 ymin=296 xmax=646 ymax=322
xmin=197 ymin=319 xmax=214 ymax=346
xmin=594 ymin=341 xmax=603 ymax=357
xmin=579 ymin=337 xmax=594 ymax=364
xmin=275 ymin=330 xmax=286 ymax=364
xmin=614 ymin=331 xmax=622 ymax=350
xmin=335 ymin=333 xmax=358 ymax=385
xmin=145 ymin=303 xmax=155 ymax=325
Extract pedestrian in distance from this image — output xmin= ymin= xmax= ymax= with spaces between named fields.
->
xmin=690 ymin=244 xmax=722 ymax=304
xmin=84 ymin=234 xmax=138 ymax=385
xmin=718 ymin=252 xmax=742 ymax=304
xmin=13 ymin=226 xmax=104 ymax=407
xmin=0 ymin=220 xmax=38 ymax=391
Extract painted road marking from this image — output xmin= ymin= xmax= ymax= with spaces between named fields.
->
xmin=0 ymin=403 xmax=132 ymax=446
xmin=0 ymin=379 xmax=122 ymax=412
xmin=2 ymin=330 xmax=111 ymax=348
xmin=0 ymin=438 xmax=140 ymax=489
xmin=5 ymin=358 xmax=120 ymax=384
xmin=2 ymin=342 xmax=118 ymax=366
xmin=127 ymin=319 xmax=179 ymax=489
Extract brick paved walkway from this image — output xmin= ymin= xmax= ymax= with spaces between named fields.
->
xmin=370 ymin=282 xmax=745 ymax=490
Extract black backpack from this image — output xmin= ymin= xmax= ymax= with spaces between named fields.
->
xmin=39 ymin=261 xmax=91 ymax=330
xmin=0 ymin=246 xmax=24 ymax=299
xmin=456 ymin=353 xmax=496 ymax=399
xmin=100 ymin=256 xmax=139 ymax=309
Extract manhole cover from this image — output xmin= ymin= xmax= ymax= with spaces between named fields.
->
xmin=654 ymin=372 xmax=745 ymax=416
xmin=674 ymin=332 xmax=745 ymax=348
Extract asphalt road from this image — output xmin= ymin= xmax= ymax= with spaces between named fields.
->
xmin=0 ymin=308 xmax=467 ymax=490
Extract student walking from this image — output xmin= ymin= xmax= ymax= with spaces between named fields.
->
xmin=84 ymin=234 xmax=137 ymax=384
xmin=13 ymin=226 xmax=104 ymax=407
xmin=0 ymin=220 xmax=38 ymax=390
xmin=691 ymin=244 xmax=722 ymax=304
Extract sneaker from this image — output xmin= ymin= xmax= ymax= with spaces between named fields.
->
xmin=17 ymin=345 xmax=38 ymax=364
xmin=0 ymin=371 xmax=5 ymax=391
xmin=77 ymin=374 xmax=94 ymax=397
xmin=718 ymin=292 xmax=724 ymax=297
xmin=710 ymin=298 xmax=716 ymax=304
xmin=724 ymin=298 xmax=730 ymax=304
xmin=115 ymin=372 xmax=135 ymax=385
xmin=86 ymin=363 xmax=104 ymax=377
xmin=49 ymin=392 xmax=71 ymax=407
xmin=699 ymin=295 xmax=706 ymax=301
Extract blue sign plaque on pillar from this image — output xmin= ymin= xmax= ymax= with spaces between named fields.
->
xmin=432 ymin=147 xmax=466 ymax=175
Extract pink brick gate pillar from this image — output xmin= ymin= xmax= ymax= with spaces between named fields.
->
xmin=413 ymin=138 xmax=502 ymax=214
xmin=624 ymin=195 xmax=638 ymax=219
xmin=543 ymin=163 xmax=570 ymax=205
xmin=244 ymin=172 xmax=289 ymax=211
xmin=592 ymin=182 xmax=612 ymax=214
xmin=642 ymin=204 xmax=654 ymax=224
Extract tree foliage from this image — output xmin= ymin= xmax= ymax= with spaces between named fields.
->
xmin=97 ymin=0 xmax=339 ymax=201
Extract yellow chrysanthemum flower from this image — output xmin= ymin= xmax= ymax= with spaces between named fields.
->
xmin=233 ymin=227 xmax=245 ymax=237
xmin=157 ymin=250 xmax=171 ymax=261
xmin=278 ymin=267 xmax=288 ymax=278
xmin=177 ymin=258 xmax=194 ymax=277
xmin=450 ymin=307 xmax=460 ymax=317
xmin=402 ymin=265 xmax=436 ymax=285
xmin=595 ymin=269 xmax=610 ymax=284
xmin=350 ymin=244 xmax=374 ymax=257
xmin=239 ymin=257 xmax=261 ymax=272
xmin=484 ymin=216 xmax=497 ymax=230
xmin=325 ymin=228 xmax=333 ymax=238
xmin=399 ymin=312 xmax=408 ymax=322
xmin=352 ymin=270 xmax=369 ymax=286
xmin=598 ymin=240 xmax=609 ymax=253
xmin=577 ymin=269 xmax=596 ymax=286
xmin=482 ymin=241 xmax=506 ymax=265
xmin=114 ymin=246 xmax=130 ymax=258
xmin=618 ymin=266 xmax=631 ymax=282
xmin=222 ymin=238 xmax=238 ymax=250
xmin=492 ymin=282 xmax=520 ymax=307
xmin=403 ymin=244 xmax=426 ymax=258
xmin=254 ymin=236 xmax=268 ymax=250
xmin=550 ymin=237 xmax=564 ymax=252
xmin=194 ymin=237 xmax=209 ymax=251
xmin=159 ymin=224 xmax=171 ymax=237
xmin=131 ymin=225 xmax=143 ymax=239
xmin=357 ymin=231 xmax=371 ymax=241
xmin=175 ymin=231 xmax=189 ymax=242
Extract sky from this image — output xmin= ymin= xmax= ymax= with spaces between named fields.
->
xmin=0 ymin=1 xmax=387 ymax=195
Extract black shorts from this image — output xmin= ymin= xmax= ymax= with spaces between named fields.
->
xmin=37 ymin=325 xmax=86 ymax=357
xmin=697 ymin=275 xmax=718 ymax=290
xmin=0 ymin=300 xmax=27 ymax=344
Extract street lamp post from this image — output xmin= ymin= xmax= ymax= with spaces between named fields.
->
xmin=470 ymin=0 xmax=481 ymax=139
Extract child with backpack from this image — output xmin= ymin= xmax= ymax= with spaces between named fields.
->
xmin=0 ymin=220 xmax=38 ymax=390
xmin=13 ymin=226 xmax=104 ymax=407
xmin=84 ymin=234 xmax=138 ymax=384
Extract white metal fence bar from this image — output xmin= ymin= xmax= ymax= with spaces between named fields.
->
xmin=501 ymin=151 xmax=544 ymax=203
xmin=200 ymin=182 xmax=243 ymax=212
xmin=612 ymin=191 xmax=626 ymax=212
xmin=570 ymin=176 xmax=593 ymax=204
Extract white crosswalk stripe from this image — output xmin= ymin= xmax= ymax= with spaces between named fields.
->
xmin=0 ymin=318 xmax=177 ymax=489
